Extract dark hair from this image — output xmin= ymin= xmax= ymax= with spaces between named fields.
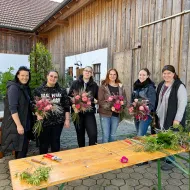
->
xmin=47 ymin=70 xmax=59 ymax=77
xmin=14 ymin=66 xmax=31 ymax=85
xmin=139 ymin=68 xmax=151 ymax=76
xmin=162 ymin=65 xmax=179 ymax=79
xmin=101 ymin=68 xmax=121 ymax=85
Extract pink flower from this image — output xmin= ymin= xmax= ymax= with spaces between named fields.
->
xmin=82 ymin=96 xmax=88 ymax=102
xmin=75 ymin=104 xmax=81 ymax=109
xmin=119 ymin=96 xmax=124 ymax=101
xmin=44 ymin=105 xmax=52 ymax=111
xmin=139 ymin=106 xmax=144 ymax=111
xmin=116 ymin=100 xmax=120 ymax=104
xmin=114 ymin=103 xmax=121 ymax=111
xmin=132 ymin=102 xmax=137 ymax=106
xmin=108 ymin=96 xmax=113 ymax=102
xmin=82 ymin=92 xmax=87 ymax=97
xmin=75 ymin=95 xmax=81 ymax=100
xmin=87 ymin=101 xmax=91 ymax=105
xmin=134 ymin=99 xmax=138 ymax=103
xmin=120 ymin=101 xmax=124 ymax=105
xmin=120 ymin=156 xmax=128 ymax=163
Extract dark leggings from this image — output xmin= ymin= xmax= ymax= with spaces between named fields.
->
xmin=15 ymin=134 xmax=29 ymax=159
xmin=74 ymin=113 xmax=97 ymax=147
xmin=39 ymin=124 xmax=63 ymax=154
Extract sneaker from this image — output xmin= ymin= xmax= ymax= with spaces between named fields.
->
xmin=161 ymin=162 xmax=173 ymax=171
xmin=136 ymin=162 xmax=148 ymax=166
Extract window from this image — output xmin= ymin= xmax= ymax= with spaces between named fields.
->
xmin=68 ymin=67 xmax=73 ymax=77
xmin=93 ymin=64 xmax=101 ymax=85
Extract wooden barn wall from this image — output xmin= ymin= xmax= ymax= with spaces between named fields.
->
xmin=0 ymin=31 xmax=33 ymax=54
xmin=47 ymin=0 xmax=190 ymax=96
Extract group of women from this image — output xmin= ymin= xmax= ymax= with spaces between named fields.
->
xmin=0 ymin=65 xmax=187 ymax=170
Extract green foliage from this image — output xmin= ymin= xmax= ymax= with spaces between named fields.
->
xmin=0 ymin=67 xmax=14 ymax=98
xmin=16 ymin=166 xmax=51 ymax=186
xmin=58 ymin=72 xmax=73 ymax=88
xmin=29 ymin=42 xmax=53 ymax=90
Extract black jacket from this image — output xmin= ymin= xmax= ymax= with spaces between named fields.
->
xmin=132 ymin=78 xmax=156 ymax=112
xmin=33 ymin=82 xmax=70 ymax=127
xmin=68 ymin=75 xmax=98 ymax=113
xmin=1 ymin=81 xmax=32 ymax=152
xmin=156 ymin=79 xmax=186 ymax=130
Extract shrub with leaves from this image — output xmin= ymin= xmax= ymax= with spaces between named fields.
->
xmin=29 ymin=42 xmax=53 ymax=90
xmin=16 ymin=166 xmax=51 ymax=186
xmin=0 ymin=67 xmax=14 ymax=99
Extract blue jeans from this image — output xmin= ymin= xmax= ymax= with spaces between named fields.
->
xmin=100 ymin=115 xmax=119 ymax=143
xmin=134 ymin=115 xmax=152 ymax=136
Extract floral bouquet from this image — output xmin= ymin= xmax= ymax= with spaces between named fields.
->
xmin=103 ymin=95 xmax=127 ymax=120
xmin=33 ymin=97 xmax=62 ymax=136
xmin=70 ymin=90 xmax=93 ymax=124
xmin=128 ymin=99 xmax=150 ymax=121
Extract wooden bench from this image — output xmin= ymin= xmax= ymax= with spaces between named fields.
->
xmin=9 ymin=140 xmax=189 ymax=190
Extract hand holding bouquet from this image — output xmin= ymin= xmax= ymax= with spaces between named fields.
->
xmin=70 ymin=90 xmax=92 ymax=124
xmin=33 ymin=97 xmax=62 ymax=136
xmin=128 ymin=98 xmax=150 ymax=121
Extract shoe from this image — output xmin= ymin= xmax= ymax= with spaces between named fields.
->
xmin=161 ymin=162 xmax=173 ymax=171
xmin=137 ymin=162 xmax=148 ymax=166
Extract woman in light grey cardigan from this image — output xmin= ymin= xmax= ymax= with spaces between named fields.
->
xmin=156 ymin=65 xmax=187 ymax=171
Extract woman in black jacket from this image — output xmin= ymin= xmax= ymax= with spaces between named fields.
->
xmin=34 ymin=70 xmax=70 ymax=154
xmin=131 ymin=68 xmax=156 ymax=136
xmin=1 ymin=66 xmax=32 ymax=159
xmin=68 ymin=66 xmax=98 ymax=147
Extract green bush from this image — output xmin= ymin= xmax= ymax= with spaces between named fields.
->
xmin=29 ymin=42 xmax=53 ymax=90
xmin=0 ymin=67 xmax=14 ymax=99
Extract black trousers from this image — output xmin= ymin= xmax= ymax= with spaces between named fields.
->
xmin=15 ymin=134 xmax=29 ymax=159
xmin=39 ymin=124 xmax=63 ymax=154
xmin=74 ymin=113 xmax=97 ymax=147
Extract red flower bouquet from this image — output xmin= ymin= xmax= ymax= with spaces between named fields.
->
xmin=103 ymin=95 xmax=127 ymax=120
xmin=128 ymin=99 xmax=150 ymax=121
xmin=70 ymin=90 xmax=93 ymax=124
xmin=33 ymin=97 xmax=62 ymax=136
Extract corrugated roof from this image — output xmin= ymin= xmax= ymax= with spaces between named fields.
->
xmin=0 ymin=0 xmax=60 ymax=31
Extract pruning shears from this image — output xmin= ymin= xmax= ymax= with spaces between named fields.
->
xmin=43 ymin=153 xmax=62 ymax=161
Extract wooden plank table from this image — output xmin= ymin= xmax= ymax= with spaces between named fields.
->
xmin=9 ymin=140 xmax=189 ymax=190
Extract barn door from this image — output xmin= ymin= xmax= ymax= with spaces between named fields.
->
xmin=113 ymin=50 xmax=133 ymax=101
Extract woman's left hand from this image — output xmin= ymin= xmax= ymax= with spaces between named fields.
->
xmin=64 ymin=119 xmax=70 ymax=128
xmin=173 ymin=120 xmax=180 ymax=125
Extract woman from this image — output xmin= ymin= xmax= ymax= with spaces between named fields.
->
xmin=34 ymin=70 xmax=70 ymax=154
xmin=68 ymin=66 xmax=98 ymax=147
xmin=98 ymin=68 xmax=127 ymax=143
xmin=156 ymin=65 xmax=187 ymax=130
xmin=156 ymin=65 xmax=187 ymax=171
xmin=132 ymin=68 xmax=156 ymax=136
xmin=1 ymin=66 xmax=32 ymax=159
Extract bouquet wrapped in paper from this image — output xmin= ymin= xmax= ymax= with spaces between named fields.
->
xmin=70 ymin=90 xmax=93 ymax=124
xmin=33 ymin=97 xmax=62 ymax=136
xmin=128 ymin=98 xmax=150 ymax=121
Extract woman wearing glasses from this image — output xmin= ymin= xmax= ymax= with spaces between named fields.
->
xmin=68 ymin=66 xmax=99 ymax=147
xmin=34 ymin=70 xmax=70 ymax=154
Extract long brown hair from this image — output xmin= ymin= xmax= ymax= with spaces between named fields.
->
xmin=101 ymin=68 xmax=121 ymax=85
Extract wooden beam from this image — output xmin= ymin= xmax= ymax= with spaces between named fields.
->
xmin=39 ymin=0 xmax=93 ymax=33
xmin=56 ymin=19 xmax=69 ymax=27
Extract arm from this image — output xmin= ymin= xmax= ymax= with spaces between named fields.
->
xmin=147 ymin=86 xmax=156 ymax=112
xmin=61 ymin=88 xmax=70 ymax=128
xmin=8 ymin=86 xmax=24 ymax=135
xmin=98 ymin=86 xmax=106 ymax=106
xmin=174 ymin=84 xmax=187 ymax=124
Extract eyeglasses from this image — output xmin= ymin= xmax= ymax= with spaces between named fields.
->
xmin=84 ymin=70 xmax=92 ymax=74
